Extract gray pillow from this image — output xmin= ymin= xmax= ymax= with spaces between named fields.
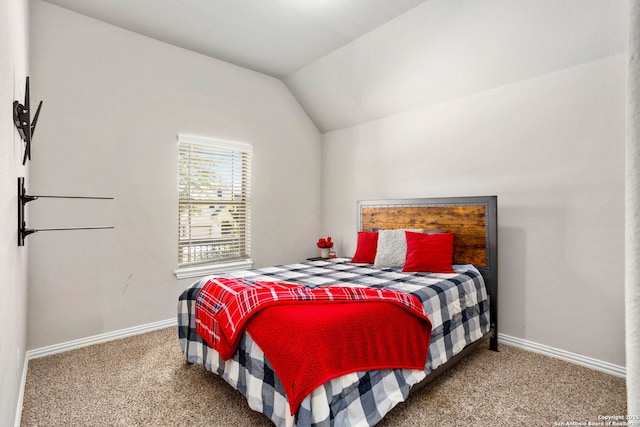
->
xmin=373 ymin=229 xmax=423 ymax=268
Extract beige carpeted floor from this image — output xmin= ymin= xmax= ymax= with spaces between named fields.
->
xmin=20 ymin=327 xmax=626 ymax=426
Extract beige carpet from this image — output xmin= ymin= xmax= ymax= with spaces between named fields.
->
xmin=21 ymin=327 xmax=626 ymax=426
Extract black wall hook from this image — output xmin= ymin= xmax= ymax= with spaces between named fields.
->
xmin=13 ymin=77 xmax=43 ymax=165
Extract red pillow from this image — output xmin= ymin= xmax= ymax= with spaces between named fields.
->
xmin=402 ymin=231 xmax=455 ymax=273
xmin=351 ymin=231 xmax=378 ymax=263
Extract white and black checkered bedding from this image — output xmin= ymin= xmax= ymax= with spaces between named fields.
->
xmin=178 ymin=258 xmax=490 ymax=427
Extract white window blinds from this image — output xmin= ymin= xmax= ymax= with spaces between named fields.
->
xmin=178 ymin=135 xmax=252 ymax=267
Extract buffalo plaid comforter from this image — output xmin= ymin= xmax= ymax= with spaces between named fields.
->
xmin=178 ymin=258 xmax=490 ymax=427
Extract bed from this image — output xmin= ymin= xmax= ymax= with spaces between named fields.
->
xmin=178 ymin=195 xmax=498 ymax=426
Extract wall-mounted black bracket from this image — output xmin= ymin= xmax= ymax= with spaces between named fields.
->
xmin=13 ymin=77 xmax=43 ymax=165
xmin=18 ymin=177 xmax=114 ymax=246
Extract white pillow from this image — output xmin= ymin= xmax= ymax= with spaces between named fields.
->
xmin=373 ymin=229 xmax=423 ymax=269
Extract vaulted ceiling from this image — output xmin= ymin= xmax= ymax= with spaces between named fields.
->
xmin=41 ymin=0 xmax=428 ymax=78
xmin=40 ymin=0 xmax=628 ymax=133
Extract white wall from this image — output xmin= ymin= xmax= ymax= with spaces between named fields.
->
xmin=0 ymin=0 xmax=29 ymax=424
xmin=27 ymin=0 xmax=322 ymax=349
xmin=316 ymin=5 xmax=627 ymax=365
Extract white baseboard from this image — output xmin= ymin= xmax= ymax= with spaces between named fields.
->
xmin=14 ymin=353 xmax=29 ymax=427
xmin=26 ymin=318 xmax=178 ymax=360
xmin=498 ymin=333 xmax=626 ymax=379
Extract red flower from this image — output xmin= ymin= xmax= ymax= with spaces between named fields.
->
xmin=317 ymin=236 xmax=334 ymax=248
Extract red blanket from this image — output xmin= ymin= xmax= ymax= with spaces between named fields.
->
xmin=194 ymin=278 xmax=432 ymax=414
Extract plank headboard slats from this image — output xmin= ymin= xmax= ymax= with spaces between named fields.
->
xmin=361 ymin=205 xmax=488 ymax=267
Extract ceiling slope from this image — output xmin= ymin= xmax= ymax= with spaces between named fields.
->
xmin=285 ymin=0 xmax=629 ymax=132
xmin=41 ymin=0 xmax=427 ymax=78
xmin=40 ymin=0 xmax=628 ymax=133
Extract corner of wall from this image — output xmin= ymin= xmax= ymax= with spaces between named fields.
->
xmin=1 ymin=0 xmax=30 ymax=425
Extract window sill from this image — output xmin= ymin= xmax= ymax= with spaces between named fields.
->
xmin=174 ymin=259 xmax=254 ymax=280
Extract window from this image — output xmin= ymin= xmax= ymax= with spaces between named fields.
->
xmin=175 ymin=134 xmax=252 ymax=279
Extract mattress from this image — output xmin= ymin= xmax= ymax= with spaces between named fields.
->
xmin=178 ymin=258 xmax=490 ymax=427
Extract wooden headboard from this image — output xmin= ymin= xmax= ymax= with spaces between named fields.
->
xmin=357 ymin=196 xmax=498 ymax=349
